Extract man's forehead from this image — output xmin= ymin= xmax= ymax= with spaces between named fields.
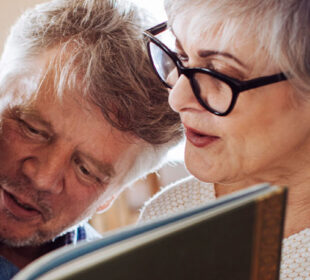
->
xmin=0 ymin=53 xmax=57 ymax=110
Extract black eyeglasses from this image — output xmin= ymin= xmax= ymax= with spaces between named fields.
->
xmin=144 ymin=21 xmax=287 ymax=116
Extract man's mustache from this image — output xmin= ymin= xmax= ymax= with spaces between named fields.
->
xmin=0 ymin=175 xmax=53 ymax=221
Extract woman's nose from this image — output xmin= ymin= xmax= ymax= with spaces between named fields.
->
xmin=168 ymin=74 xmax=203 ymax=113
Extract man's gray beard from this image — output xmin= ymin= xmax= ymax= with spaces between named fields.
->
xmin=0 ymin=176 xmax=93 ymax=248
xmin=0 ymin=177 xmax=59 ymax=247
xmin=0 ymin=217 xmax=91 ymax=247
xmin=0 ymin=225 xmax=66 ymax=247
xmin=1 ymin=232 xmax=50 ymax=247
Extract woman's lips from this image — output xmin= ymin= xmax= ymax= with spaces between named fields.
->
xmin=185 ymin=127 xmax=220 ymax=148
xmin=0 ymin=187 xmax=42 ymax=221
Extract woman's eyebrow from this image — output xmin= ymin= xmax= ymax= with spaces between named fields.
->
xmin=197 ymin=49 xmax=248 ymax=69
xmin=170 ymin=25 xmax=247 ymax=69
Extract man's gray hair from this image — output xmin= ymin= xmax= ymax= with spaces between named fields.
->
xmin=0 ymin=0 xmax=182 ymax=190
xmin=165 ymin=0 xmax=310 ymax=97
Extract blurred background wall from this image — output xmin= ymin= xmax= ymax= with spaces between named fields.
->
xmin=0 ymin=1 xmax=49 ymax=53
xmin=0 ymin=0 xmax=188 ymax=234
xmin=0 ymin=0 xmax=166 ymax=54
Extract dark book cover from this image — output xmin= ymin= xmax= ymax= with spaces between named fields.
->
xmin=14 ymin=184 xmax=286 ymax=280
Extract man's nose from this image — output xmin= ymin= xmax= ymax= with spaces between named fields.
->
xmin=21 ymin=145 xmax=69 ymax=194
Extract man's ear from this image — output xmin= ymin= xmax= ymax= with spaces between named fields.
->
xmin=96 ymin=195 xmax=116 ymax=214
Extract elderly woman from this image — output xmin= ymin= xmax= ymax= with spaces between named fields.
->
xmin=140 ymin=0 xmax=310 ymax=278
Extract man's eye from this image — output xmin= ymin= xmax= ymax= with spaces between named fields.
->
xmin=19 ymin=119 xmax=49 ymax=140
xmin=74 ymin=158 xmax=91 ymax=177
xmin=26 ymin=125 xmax=40 ymax=135
xmin=73 ymin=157 xmax=102 ymax=184
xmin=79 ymin=165 xmax=90 ymax=176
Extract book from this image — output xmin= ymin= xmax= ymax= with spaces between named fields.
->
xmin=13 ymin=183 xmax=287 ymax=280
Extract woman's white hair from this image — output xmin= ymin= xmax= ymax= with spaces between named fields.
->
xmin=165 ymin=0 xmax=310 ymax=96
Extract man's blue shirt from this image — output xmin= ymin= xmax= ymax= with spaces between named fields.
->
xmin=0 ymin=224 xmax=100 ymax=280
xmin=0 ymin=256 xmax=19 ymax=280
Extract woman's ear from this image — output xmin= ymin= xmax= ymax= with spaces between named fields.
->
xmin=96 ymin=195 xmax=116 ymax=214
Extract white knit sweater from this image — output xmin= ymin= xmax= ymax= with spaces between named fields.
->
xmin=138 ymin=176 xmax=310 ymax=280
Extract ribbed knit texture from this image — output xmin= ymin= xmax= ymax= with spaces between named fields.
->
xmin=139 ymin=176 xmax=310 ymax=279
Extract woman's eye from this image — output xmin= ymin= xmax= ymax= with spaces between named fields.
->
xmin=205 ymin=62 xmax=216 ymax=71
xmin=205 ymin=61 xmax=246 ymax=80
xmin=177 ymin=53 xmax=188 ymax=63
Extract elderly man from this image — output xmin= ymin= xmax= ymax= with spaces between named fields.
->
xmin=0 ymin=0 xmax=181 ymax=278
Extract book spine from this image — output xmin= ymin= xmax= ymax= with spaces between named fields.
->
xmin=251 ymin=188 xmax=287 ymax=280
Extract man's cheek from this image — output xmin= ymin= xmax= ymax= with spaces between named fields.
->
xmin=0 ymin=136 xmax=22 ymax=177
xmin=1 ymin=121 xmax=29 ymax=158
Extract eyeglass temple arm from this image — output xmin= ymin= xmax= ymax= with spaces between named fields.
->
xmin=239 ymin=73 xmax=287 ymax=92
xmin=145 ymin=21 xmax=167 ymax=35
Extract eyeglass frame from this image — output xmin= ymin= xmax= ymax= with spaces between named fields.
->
xmin=144 ymin=21 xmax=288 ymax=116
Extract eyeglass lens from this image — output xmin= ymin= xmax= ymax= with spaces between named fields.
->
xmin=149 ymin=40 xmax=233 ymax=113
xmin=149 ymin=41 xmax=177 ymax=88
xmin=193 ymin=73 xmax=233 ymax=113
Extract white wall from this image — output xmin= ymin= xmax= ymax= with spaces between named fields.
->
xmin=131 ymin=0 xmax=166 ymax=21
xmin=0 ymin=0 xmax=167 ymax=51
xmin=0 ymin=1 xmax=49 ymax=53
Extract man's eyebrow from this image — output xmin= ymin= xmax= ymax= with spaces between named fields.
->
xmin=80 ymin=152 xmax=116 ymax=180
xmin=15 ymin=107 xmax=54 ymax=131
xmin=197 ymin=50 xmax=247 ymax=68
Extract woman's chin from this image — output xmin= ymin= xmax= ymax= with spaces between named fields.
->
xmin=184 ymin=158 xmax=216 ymax=183
xmin=184 ymin=147 xmax=221 ymax=183
xmin=184 ymin=153 xmax=241 ymax=185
